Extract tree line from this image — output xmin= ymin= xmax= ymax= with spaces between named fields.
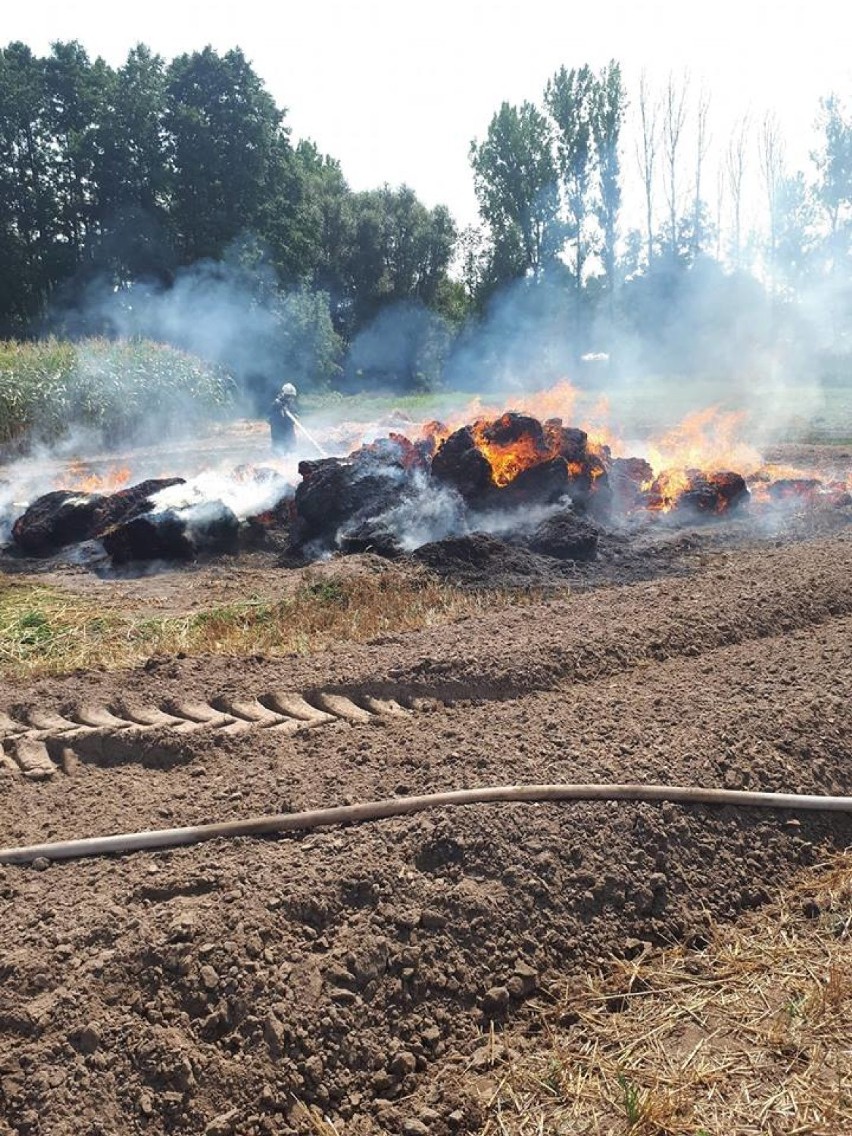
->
xmin=0 ymin=41 xmax=461 ymax=392
xmin=2 ymin=41 xmax=851 ymax=393
xmin=468 ymin=66 xmax=852 ymax=380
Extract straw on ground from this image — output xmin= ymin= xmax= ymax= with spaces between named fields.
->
xmin=481 ymin=852 xmax=852 ymax=1135
xmin=0 ymin=567 xmax=530 ymax=681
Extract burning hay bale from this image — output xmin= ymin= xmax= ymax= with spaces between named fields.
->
xmin=430 ymin=412 xmax=610 ymax=516
xmin=642 ymin=469 xmax=749 ymax=515
xmin=609 ymin=457 xmax=654 ymax=513
xmin=336 ymin=517 xmax=405 ymax=559
xmin=481 ymin=411 xmax=547 ymax=451
xmin=101 ymin=510 xmax=192 ymax=563
xmin=292 ymin=445 xmax=414 ymax=552
xmin=10 ymin=470 xmax=252 ymax=566
xmin=679 ymin=471 xmax=749 ymax=514
xmin=12 ymin=491 xmax=106 ymax=556
xmin=495 ymin=457 xmax=572 ymax=510
xmin=767 ymin=478 xmax=823 ymax=504
xmin=11 ymin=477 xmax=186 ymax=557
xmin=243 ymin=494 xmax=297 ymax=547
xmin=288 ymin=411 xmax=612 ymax=562
xmin=543 ymin=419 xmax=591 ymax=465
xmin=430 ymin=426 xmax=494 ymax=502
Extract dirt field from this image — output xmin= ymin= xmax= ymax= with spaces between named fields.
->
xmin=2 ymin=438 xmax=852 ymax=1134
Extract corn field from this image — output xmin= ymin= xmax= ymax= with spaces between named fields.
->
xmin=0 ymin=338 xmax=236 ymax=450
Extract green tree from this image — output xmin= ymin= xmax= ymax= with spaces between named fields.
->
xmin=544 ymin=65 xmax=597 ymax=290
xmin=343 ymin=185 xmax=456 ymax=332
xmin=165 ymin=46 xmax=294 ymax=264
xmin=456 ymin=224 xmax=491 ymax=303
xmin=43 ymin=41 xmax=111 ymax=260
xmin=470 ymin=101 xmax=560 ymax=280
xmin=592 ymin=61 xmax=626 ymax=297
xmin=274 ymin=285 xmax=343 ymax=390
xmin=94 ymin=45 xmax=174 ymax=282
xmin=290 ymin=139 xmax=354 ymax=301
xmin=0 ymin=43 xmax=54 ymax=327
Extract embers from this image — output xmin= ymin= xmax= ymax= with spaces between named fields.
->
xmin=767 ymin=478 xmax=823 ymax=503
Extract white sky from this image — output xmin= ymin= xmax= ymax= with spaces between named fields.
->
xmin=6 ymin=0 xmax=852 ymax=231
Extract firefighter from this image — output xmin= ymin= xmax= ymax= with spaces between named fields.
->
xmin=268 ymin=382 xmax=298 ymax=455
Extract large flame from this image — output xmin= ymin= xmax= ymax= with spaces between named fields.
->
xmin=643 ymin=408 xmax=760 ymax=480
xmin=43 ymin=382 xmax=848 ymax=526
xmin=420 ymin=391 xmax=839 ymax=517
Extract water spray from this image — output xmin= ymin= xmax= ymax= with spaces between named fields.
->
xmin=284 ymin=409 xmax=327 ymax=458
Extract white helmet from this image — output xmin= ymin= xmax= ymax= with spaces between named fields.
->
xmin=279 ymin=382 xmax=297 ymax=398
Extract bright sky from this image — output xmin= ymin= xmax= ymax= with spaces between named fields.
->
xmin=6 ymin=1 xmax=852 ymax=230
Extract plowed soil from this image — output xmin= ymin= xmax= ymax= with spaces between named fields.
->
xmin=2 ymin=522 xmax=852 ymax=1134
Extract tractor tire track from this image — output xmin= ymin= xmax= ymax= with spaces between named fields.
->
xmin=0 ymin=689 xmax=428 ymax=780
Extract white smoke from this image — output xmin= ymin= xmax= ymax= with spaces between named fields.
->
xmin=150 ymin=468 xmax=293 ymax=521
xmin=367 ymin=473 xmax=468 ymax=551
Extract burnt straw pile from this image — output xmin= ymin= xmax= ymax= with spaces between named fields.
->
xmin=11 ymin=409 xmax=836 ymax=572
xmin=12 ymin=478 xmax=188 ymax=559
xmin=10 ymin=478 xmax=241 ymax=564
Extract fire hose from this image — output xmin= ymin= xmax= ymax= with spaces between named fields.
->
xmin=1 ymin=783 xmax=851 ymax=865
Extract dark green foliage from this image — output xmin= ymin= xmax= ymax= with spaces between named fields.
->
xmin=470 ymin=101 xmax=561 ymax=279
xmin=0 ymin=39 xmax=458 ymax=393
xmin=165 ymin=46 xmax=294 ymax=265
xmin=343 ymin=186 xmax=457 ymax=335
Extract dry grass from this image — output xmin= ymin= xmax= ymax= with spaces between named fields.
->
xmin=481 ymin=853 xmax=852 ymax=1135
xmin=0 ymin=567 xmax=519 ymax=681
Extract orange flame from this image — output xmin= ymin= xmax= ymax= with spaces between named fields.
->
xmin=425 ymin=380 xmax=582 ymax=438
xmin=643 ymin=468 xmax=692 ymax=513
xmin=58 ymin=461 xmax=132 ymax=495
xmin=470 ymin=415 xmax=556 ymax=487
xmin=513 ymin=380 xmax=581 ymax=424
xmin=643 ymin=408 xmax=760 ymax=480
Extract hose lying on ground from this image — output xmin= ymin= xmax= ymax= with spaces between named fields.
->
xmin=2 ymin=783 xmax=852 ymax=865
